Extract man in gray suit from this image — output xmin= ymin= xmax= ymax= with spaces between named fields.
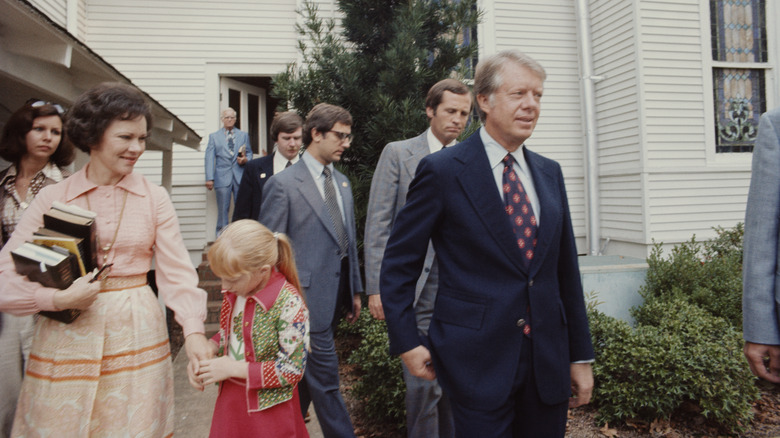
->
xmin=259 ymin=103 xmax=362 ymax=437
xmin=365 ymin=79 xmax=472 ymax=437
xmin=743 ymin=106 xmax=780 ymax=384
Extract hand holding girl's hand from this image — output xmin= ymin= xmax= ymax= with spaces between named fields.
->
xmin=187 ymin=359 xmax=205 ymax=391
xmin=197 ymin=356 xmax=247 ymax=385
xmin=53 ymin=275 xmax=100 ymax=310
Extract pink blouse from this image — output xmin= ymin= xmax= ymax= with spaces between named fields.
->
xmin=0 ymin=165 xmax=207 ymax=337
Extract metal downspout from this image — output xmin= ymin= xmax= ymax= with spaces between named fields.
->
xmin=574 ymin=0 xmax=602 ymax=256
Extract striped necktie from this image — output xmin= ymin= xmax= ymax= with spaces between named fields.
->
xmin=322 ymin=167 xmax=349 ymax=255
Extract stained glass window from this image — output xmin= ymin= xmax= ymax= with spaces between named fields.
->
xmin=710 ymin=0 xmax=767 ymax=153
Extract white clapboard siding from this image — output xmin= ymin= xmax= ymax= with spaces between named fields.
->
xmin=29 ymin=0 xmax=66 ymax=26
xmin=647 ymin=169 xmax=750 ymax=244
xmin=491 ymin=0 xmax=587 ymax=247
xmin=590 ymin=0 xmax=645 ymax=253
xmin=640 ymin=0 xmax=708 ymax=167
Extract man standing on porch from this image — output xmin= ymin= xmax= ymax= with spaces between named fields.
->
xmin=205 ymin=107 xmax=252 ymax=235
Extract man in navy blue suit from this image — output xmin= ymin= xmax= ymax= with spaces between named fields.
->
xmin=380 ymin=50 xmax=594 ymax=437
xmin=233 ymin=111 xmax=303 ymax=221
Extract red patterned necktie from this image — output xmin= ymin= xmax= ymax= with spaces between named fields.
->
xmin=502 ymin=154 xmax=537 ymax=266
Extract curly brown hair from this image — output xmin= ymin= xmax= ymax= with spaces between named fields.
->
xmin=66 ymin=83 xmax=153 ymax=153
xmin=0 ymin=102 xmax=75 ymax=167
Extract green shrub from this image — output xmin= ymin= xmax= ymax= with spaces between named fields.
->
xmin=640 ymin=224 xmax=744 ymax=329
xmin=338 ymin=311 xmax=406 ymax=432
xmin=591 ymin=294 xmax=758 ymax=434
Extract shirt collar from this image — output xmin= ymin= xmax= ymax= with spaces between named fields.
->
xmin=425 ymin=128 xmax=457 ymax=155
xmin=1 ymin=162 xmax=64 ymax=186
xmin=223 ymin=270 xmax=286 ymax=312
xmin=273 ymin=149 xmax=300 ymax=170
xmin=301 ymin=150 xmax=332 ymax=180
xmin=480 ymin=127 xmax=530 ymax=174
xmin=251 ymin=270 xmax=286 ymax=311
xmin=62 ymin=164 xmax=147 ymax=202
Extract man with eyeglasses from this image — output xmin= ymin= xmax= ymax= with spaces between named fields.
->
xmin=259 ymin=103 xmax=362 ymax=437
xmin=204 ymin=107 xmax=252 ymax=235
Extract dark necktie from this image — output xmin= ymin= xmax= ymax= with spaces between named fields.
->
xmin=502 ymin=154 xmax=537 ymax=266
xmin=227 ymin=130 xmax=234 ymax=151
xmin=322 ymin=167 xmax=349 ymax=255
xmin=285 ymin=160 xmax=292 ymax=168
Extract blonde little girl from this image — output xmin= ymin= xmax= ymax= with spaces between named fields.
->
xmin=188 ymin=219 xmax=309 ymax=437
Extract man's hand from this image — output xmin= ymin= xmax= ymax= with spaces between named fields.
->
xmin=205 ymin=180 xmax=214 ymax=190
xmin=346 ymin=294 xmax=362 ymax=323
xmin=569 ymin=362 xmax=594 ymax=408
xmin=744 ymin=342 xmax=780 ymax=383
xmin=237 ymin=155 xmax=248 ymax=166
xmin=368 ymin=294 xmax=385 ymax=320
xmin=401 ymin=345 xmax=436 ymax=381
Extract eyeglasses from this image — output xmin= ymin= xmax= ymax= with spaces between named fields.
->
xmin=30 ymin=100 xmax=65 ymax=115
xmin=222 ymin=116 xmax=236 ymax=120
xmin=328 ymin=130 xmax=353 ymax=142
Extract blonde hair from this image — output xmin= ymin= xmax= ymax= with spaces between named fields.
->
xmin=207 ymin=220 xmax=302 ymax=295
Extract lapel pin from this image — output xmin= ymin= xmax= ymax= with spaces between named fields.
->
xmin=260 ymin=173 xmax=267 ymax=178
xmin=342 ymin=181 xmax=348 ymax=187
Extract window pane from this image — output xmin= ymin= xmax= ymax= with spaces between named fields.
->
xmin=710 ymin=0 xmax=767 ymax=63
xmin=713 ymin=68 xmax=765 ymax=153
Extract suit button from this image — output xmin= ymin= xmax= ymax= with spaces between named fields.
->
xmin=517 ymin=319 xmax=526 ymax=327
xmin=424 ymin=267 xmax=430 ymax=273
xmin=529 ymin=279 xmax=534 ymax=287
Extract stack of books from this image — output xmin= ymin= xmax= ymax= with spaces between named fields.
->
xmin=10 ymin=201 xmax=98 ymax=323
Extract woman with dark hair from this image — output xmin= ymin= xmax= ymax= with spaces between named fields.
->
xmin=0 ymin=83 xmax=211 ymax=437
xmin=0 ymin=100 xmax=74 ymax=438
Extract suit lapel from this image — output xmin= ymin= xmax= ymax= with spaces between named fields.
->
xmin=402 ymin=133 xmax=430 ymax=180
xmin=524 ymin=149 xmax=560 ymax=274
xmin=454 ymin=135 xmax=528 ymax=273
xmin=293 ymin=161 xmax=343 ymax=246
xmin=260 ymin=153 xmax=275 ymax=180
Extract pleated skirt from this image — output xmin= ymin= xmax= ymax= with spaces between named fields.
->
xmin=11 ymin=285 xmax=174 ymax=438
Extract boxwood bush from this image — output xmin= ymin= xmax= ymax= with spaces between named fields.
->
xmin=337 ymin=311 xmax=406 ymax=433
xmin=590 ymin=224 xmax=758 ymax=434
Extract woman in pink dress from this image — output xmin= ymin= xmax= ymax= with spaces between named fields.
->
xmin=190 ymin=219 xmax=309 ymax=437
xmin=0 ymin=83 xmax=213 ymax=437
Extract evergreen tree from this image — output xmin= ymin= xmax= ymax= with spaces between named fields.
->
xmin=272 ymin=0 xmax=480 ymax=239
